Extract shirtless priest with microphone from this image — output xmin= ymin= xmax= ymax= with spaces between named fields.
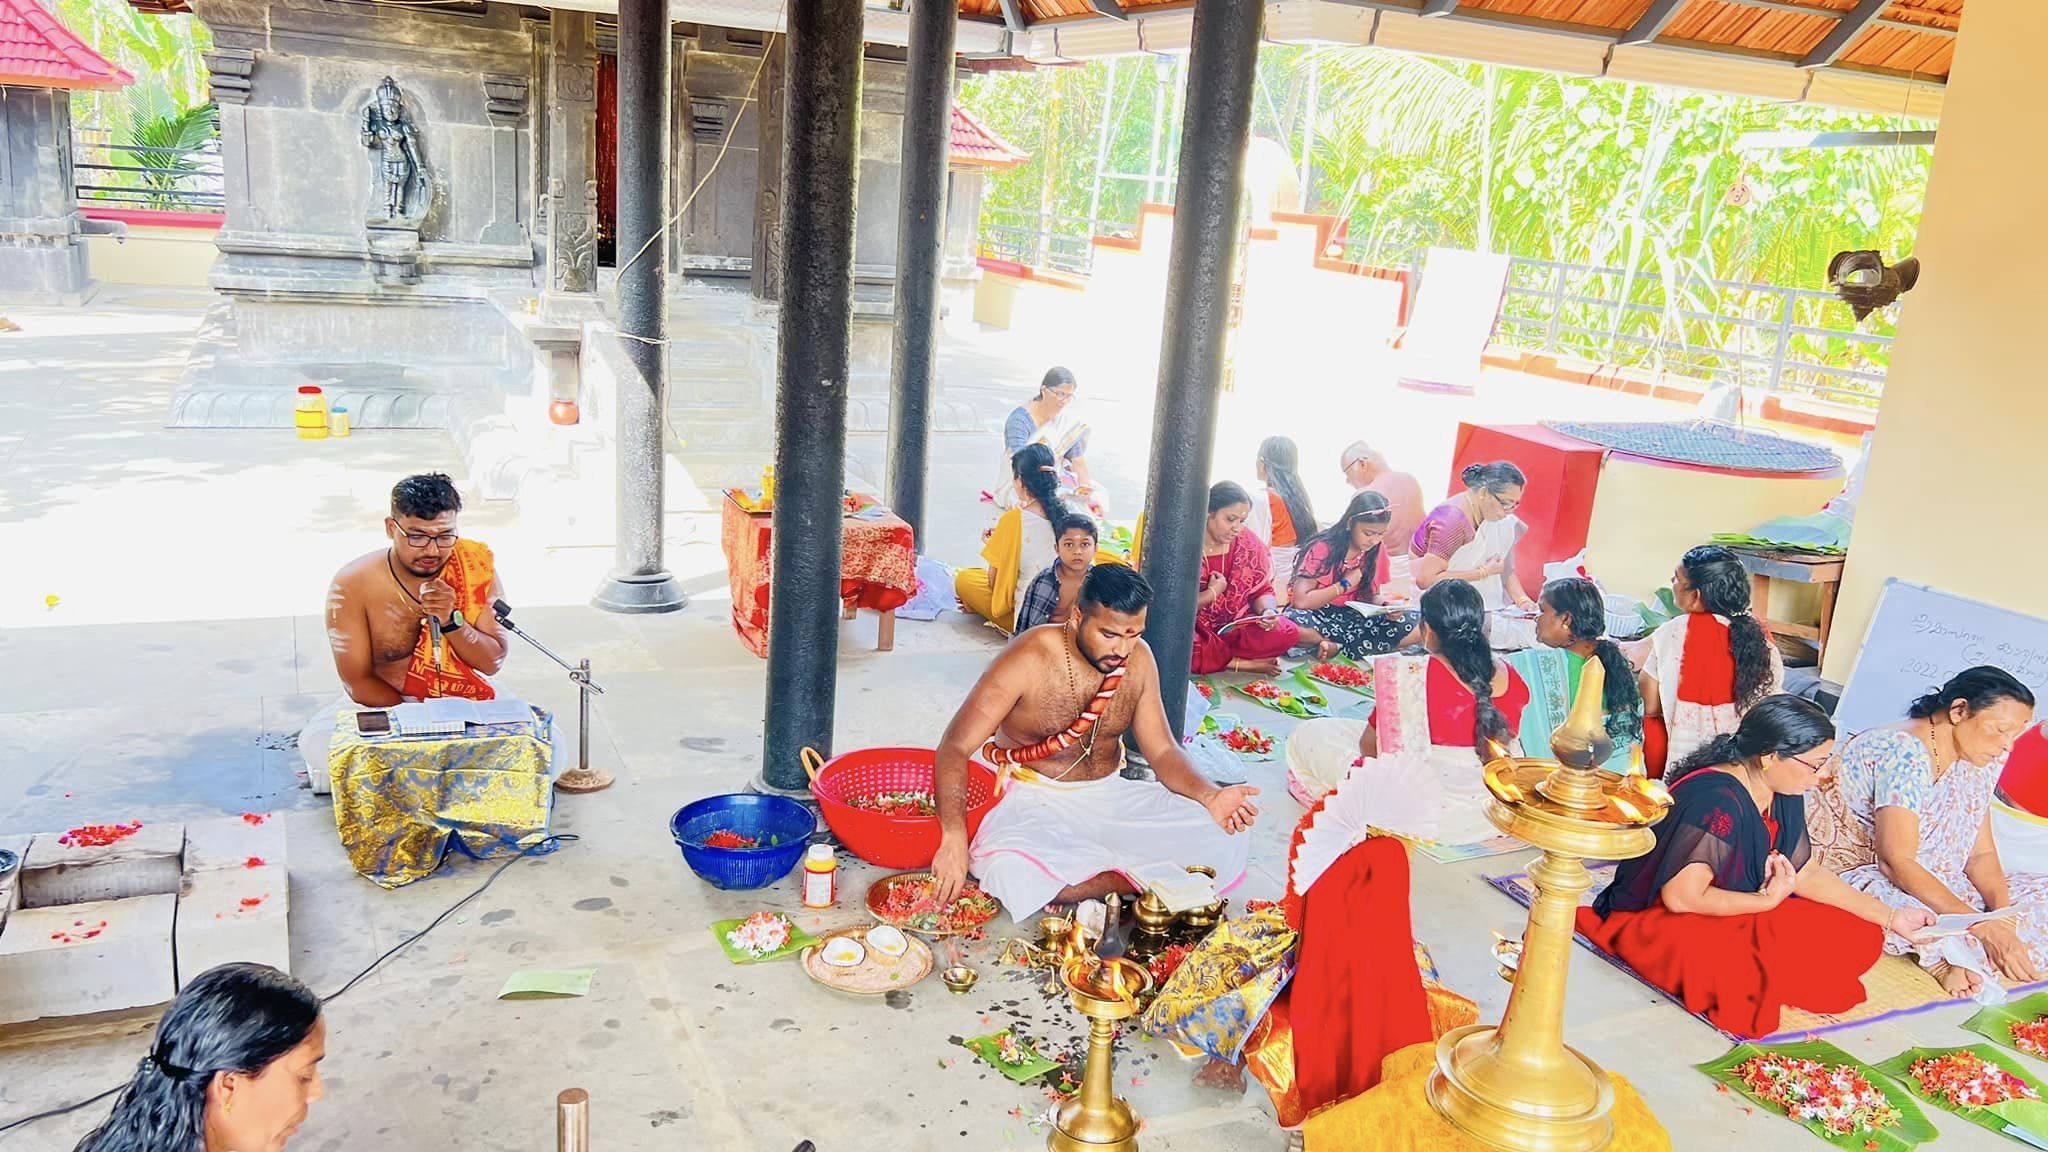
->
xmin=298 ymin=473 xmax=511 ymax=787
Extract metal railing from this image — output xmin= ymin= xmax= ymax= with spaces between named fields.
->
xmin=1490 ymin=255 xmax=1891 ymax=409
xmin=73 ymin=137 xmax=225 ymax=214
xmin=978 ymin=207 xmax=1134 ymax=276
xmin=981 ymin=218 xmax=1892 ymax=407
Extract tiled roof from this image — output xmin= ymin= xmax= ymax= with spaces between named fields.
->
xmin=950 ymin=105 xmax=1029 ymax=171
xmin=0 ymin=0 xmax=134 ymax=91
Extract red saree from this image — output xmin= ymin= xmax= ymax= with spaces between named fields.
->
xmin=1575 ymin=899 xmax=1879 ymax=1039
xmin=1191 ymin=533 xmax=1300 ymax=673
xmin=1291 ymin=837 xmax=1435 ymax=1110
xmin=1575 ymin=768 xmax=1881 ymax=1038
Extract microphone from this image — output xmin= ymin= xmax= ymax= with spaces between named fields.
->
xmin=493 ymin=598 xmax=514 ymax=624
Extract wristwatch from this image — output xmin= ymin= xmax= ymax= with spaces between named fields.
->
xmin=441 ymin=609 xmax=466 ymax=632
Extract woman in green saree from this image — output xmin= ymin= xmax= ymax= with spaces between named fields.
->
xmin=1510 ymin=577 xmax=1644 ymax=772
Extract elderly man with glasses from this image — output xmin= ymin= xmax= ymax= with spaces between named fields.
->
xmin=298 ymin=472 xmax=510 ymax=791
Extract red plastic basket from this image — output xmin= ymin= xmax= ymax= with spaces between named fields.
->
xmin=804 ymin=746 xmax=1000 ymax=869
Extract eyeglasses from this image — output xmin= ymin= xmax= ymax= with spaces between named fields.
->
xmin=1045 ymin=387 xmax=1077 ymax=401
xmin=392 ymin=524 xmax=460 ymax=549
xmin=1489 ymin=489 xmax=1522 ymax=513
xmin=1789 ymin=751 xmax=1836 ymax=774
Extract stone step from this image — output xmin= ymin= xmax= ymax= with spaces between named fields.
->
xmin=0 ymin=895 xmax=177 ymax=1025
xmin=20 ymin=823 xmax=185 ymax=910
xmin=183 ymin=813 xmax=287 ymax=874
xmin=175 ymin=864 xmax=291 ymax=989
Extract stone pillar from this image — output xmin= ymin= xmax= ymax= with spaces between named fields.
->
xmin=0 ymin=87 xmax=89 ymax=303
xmin=1823 ymin=2 xmax=2048 ymax=687
xmin=758 ymin=0 xmax=865 ymax=796
xmin=481 ymin=75 xmax=528 ymax=247
xmin=545 ymin=11 xmax=599 ymax=299
xmin=202 ymin=47 xmax=255 ymax=243
xmin=1137 ymin=0 xmax=1262 ymax=740
xmin=939 ymin=169 xmax=985 ymax=333
xmin=592 ymin=0 xmax=685 ymax=615
xmin=884 ymin=0 xmax=955 ymax=549
xmin=750 ymin=36 xmax=785 ymax=305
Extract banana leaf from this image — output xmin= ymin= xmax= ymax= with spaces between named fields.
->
xmin=1638 ymin=586 xmax=1681 ymax=632
xmin=1302 ymin=658 xmax=1375 ymax=698
xmin=1963 ymin=994 xmax=2048 ymax=1064
xmin=1697 ymin=1038 xmax=1938 ymax=1152
xmin=1873 ymin=1044 xmax=2048 ymax=1147
xmin=1231 ymin=679 xmax=1331 ymax=719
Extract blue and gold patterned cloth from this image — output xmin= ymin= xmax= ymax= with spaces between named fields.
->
xmin=329 ymin=713 xmax=555 ymax=888
xmin=1143 ymin=904 xmax=1299 ymax=1062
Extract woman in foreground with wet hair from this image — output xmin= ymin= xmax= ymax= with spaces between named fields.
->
xmin=76 ymin=962 xmax=326 ymax=1152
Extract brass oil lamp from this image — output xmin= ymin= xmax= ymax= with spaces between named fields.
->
xmin=1426 ymin=657 xmax=1672 ymax=1151
xmin=1050 ymin=956 xmax=1154 ymax=1152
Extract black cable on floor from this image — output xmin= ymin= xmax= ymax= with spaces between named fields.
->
xmin=0 ymin=833 xmax=577 ymax=1139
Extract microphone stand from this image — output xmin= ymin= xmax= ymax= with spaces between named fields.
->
xmin=493 ymin=600 xmax=611 ymax=793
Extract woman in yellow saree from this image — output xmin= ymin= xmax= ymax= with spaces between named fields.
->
xmin=957 ymin=444 xmax=1066 ymax=632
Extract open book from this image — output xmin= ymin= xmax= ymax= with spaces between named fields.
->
xmin=391 ymin=697 xmax=537 ymax=739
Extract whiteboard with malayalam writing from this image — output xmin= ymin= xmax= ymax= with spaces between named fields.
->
xmin=1833 ymin=579 xmax=2048 ymax=736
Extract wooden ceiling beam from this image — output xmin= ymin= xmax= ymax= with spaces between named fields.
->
xmin=1800 ymin=0 xmax=1892 ymax=68
xmin=1874 ymin=15 xmax=1955 ymax=38
xmin=1619 ymin=0 xmax=1688 ymax=46
xmin=995 ymin=0 xmax=1026 ymax=32
xmin=1716 ymin=0 xmax=1848 ymax=18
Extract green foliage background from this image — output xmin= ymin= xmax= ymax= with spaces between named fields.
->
xmin=962 ymin=46 xmax=1932 ymax=401
xmin=55 ymin=0 xmax=213 ymax=131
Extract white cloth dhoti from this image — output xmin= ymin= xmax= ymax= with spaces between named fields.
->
xmin=968 ymin=772 xmax=1250 ymax=922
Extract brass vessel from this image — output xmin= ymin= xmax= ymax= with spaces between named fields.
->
xmin=1178 ymin=864 xmax=1224 ymax=930
xmin=1050 ymin=957 xmax=1154 ymax=1152
xmin=1129 ymin=890 xmax=1176 ymax=962
xmin=1425 ymin=658 xmax=1671 ymax=1151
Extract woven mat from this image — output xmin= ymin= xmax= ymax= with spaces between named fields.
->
xmin=1544 ymin=420 xmax=1842 ymax=474
xmin=1485 ymin=866 xmax=2048 ymax=1042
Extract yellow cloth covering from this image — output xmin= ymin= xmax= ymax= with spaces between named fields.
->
xmin=328 ymin=713 xmax=553 ymax=888
xmin=1304 ymin=1042 xmax=1671 ymax=1152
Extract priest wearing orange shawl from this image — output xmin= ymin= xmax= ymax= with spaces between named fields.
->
xmin=299 ymin=473 xmax=511 ymax=789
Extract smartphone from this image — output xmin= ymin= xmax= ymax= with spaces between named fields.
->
xmin=356 ymin=710 xmax=393 ymax=736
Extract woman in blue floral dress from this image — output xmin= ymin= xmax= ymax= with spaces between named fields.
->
xmin=1837 ymin=667 xmax=2042 ymax=997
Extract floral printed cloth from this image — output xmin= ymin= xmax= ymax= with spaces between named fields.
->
xmin=1837 ymin=728 xmax=2048 ymax=972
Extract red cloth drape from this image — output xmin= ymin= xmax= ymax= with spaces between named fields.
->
xmin=719 ymin=494 xmax=915 ymax=658
xmin=1643 ymin=716 xmax=1669 ymax=779
xmin=1999 ymin=725 xmax=2048 ymax=816
xmin=596 ymin=54 xmax=617 ymax=251
xmin=1292 ymin=837 xmax=1435 ymax=1111
xmin=1574 ymin=896 xmax=1881 ymax=1039
xmin=1674 ymin=613 xmax=1740 ymax=706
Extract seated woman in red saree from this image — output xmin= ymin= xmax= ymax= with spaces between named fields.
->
xmin=1576 ymin=695 xmax=1934 ymax=1039
xmin=1191 ymin=482 xmax=1301 ymax=675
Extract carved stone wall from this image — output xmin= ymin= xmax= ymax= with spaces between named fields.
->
xmin=544 ymin=10 xmax=596 ymax=298
xmin=193 ymin=0 xmax=540 ymax=298
xmin=0 ymin=87 xmax=89 ymax=303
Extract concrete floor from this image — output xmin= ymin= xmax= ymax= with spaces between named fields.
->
xmin=0 ymin=292 xmax=2001 ymax=1151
